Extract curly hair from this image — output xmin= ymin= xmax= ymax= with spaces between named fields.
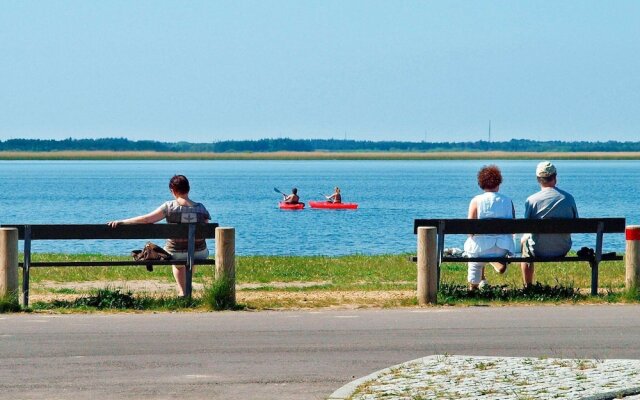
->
xmin=477 ymin=165 xmax=503 ymax=190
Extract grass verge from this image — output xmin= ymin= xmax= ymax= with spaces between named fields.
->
xmin=30 ymin=288 xmax=202 ymax=312
xmin=0 ymin=293 xmax=20 ymax=313
xmin=5 ymin=252 xmax=637 ymax=312
xmin=202 ymin=277 xmax=237 ymax=311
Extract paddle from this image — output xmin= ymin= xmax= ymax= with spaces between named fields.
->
xmin=321 ymin=192 xmax=339 ymax=203
xmin=275 ymin=187 xmax=305 ymax=207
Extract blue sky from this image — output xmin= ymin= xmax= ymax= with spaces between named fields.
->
xmin=1 ymin=1 xmax=638 ymax=143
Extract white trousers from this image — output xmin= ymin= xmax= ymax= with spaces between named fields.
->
xmin=467 ymin=245 xmax=509 ymax=284
xmin=167 ymin=248 xmax=210 ymax=267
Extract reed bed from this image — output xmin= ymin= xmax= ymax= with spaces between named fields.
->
xmin=2 ymin=151 xmax=640 ymax=160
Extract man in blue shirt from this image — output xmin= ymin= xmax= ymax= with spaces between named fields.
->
xmin=521 ymin=161 xmax=578 ymax=287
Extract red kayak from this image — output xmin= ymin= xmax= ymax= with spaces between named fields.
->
xmin=309 ymin=201 xmax=358 ymax=210
xmin=279 ymin=202 xmax=305 ymax=210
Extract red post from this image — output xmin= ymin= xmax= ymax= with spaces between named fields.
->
xmin=625 ymin=226 xmax=640 ymax=291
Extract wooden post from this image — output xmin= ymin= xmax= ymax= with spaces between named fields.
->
xmin=625 ymin=225 xmax=640 ymax=291
xmin=215 ymin=227 xmax=236 ymax=306
xmin=0 ymin=228 xmax=19 ymax=302
xmin=417 ymin=227 xmax=437 ymax=305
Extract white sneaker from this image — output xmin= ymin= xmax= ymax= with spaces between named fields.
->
xmin=478 ymin=280 xmax=489 ymax=289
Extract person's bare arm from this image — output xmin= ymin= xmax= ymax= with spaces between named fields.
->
xmin=108 ymin=206 xmax=165 ymax=227
xmin=468 ymin=198 xmax=478 ymax=219
xmin=467 ymin=198 xmax=477 ymax=237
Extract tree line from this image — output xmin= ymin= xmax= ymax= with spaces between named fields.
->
xmin=1 ymin=137 xmax=640 ymax=152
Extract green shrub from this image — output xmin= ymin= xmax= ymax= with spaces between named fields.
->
xmin=203 ymin=278 xmax=235 ymax=311
xmin=0 ymin=294 xmax=20 ymax=313
xmin=33 ymin=288 xmax=201 ymax=311
xmin=621 ymin=286 xmax=640 ymax=302
xmin=75 ymin=288 xmax=137 ymax=309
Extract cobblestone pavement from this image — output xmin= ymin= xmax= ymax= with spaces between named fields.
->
xmin=330 ymin=355 xmax=640 ymax=400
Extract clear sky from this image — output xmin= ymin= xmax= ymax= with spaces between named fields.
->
xmin=1 ymin=1 xmax=638 ymax=143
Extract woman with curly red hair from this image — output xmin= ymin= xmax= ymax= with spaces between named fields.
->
xmin=464 ymin=165 xmax=515 ymax=291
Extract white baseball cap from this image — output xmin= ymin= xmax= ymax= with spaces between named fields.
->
xmin=536 ymin=161 xmax=557 ymax=178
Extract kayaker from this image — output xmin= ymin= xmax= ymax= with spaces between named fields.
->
xmin=326 ymin=187 xmax=342 ymax=203
xmin=283 ymin=188 xmax=300 ymax=204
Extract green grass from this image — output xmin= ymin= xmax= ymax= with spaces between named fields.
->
xmin=25 ymin=253 xmax=178 ymax=283
xmin=237 ymin=254 xmax=414 ymax=289
xmin=0 ymin=293 xmax=20 ymax=313
xmin=30 ymin=288 xmax=202 ymax=312
xmin=8 ymin=252 xmax=637 ymax=312
xmin=23 ymin=252 xmax=628 ymax=290
xmin=438 ymin=283 xmax=582 ymax=305
xmin=23 ymin=253 xmax=416 ymax=289
xmin=202 ymin=277 xmax=239 ymax=311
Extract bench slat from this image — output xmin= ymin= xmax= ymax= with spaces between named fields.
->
xmin=410 ymin=254 xmax=622 ymax=263
xmin=413 ymin=218 xmax=625 ymax=234
xmin=1 ymin=223 xmax=218 ymax=240
xmin=20 ymin=260 xmax=216 ymax=267
xmin=443 ymin=255 xmax=623 ymax=263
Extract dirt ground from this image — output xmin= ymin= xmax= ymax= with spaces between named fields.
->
xmin=30 ymin=280 xmax=415 ymax=309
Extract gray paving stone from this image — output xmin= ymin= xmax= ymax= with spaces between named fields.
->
xmin=331 ymin=355 xmax=640 ymax=400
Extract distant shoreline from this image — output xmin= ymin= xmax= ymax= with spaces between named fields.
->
xmin=2 ymin=150 xmax=640 ymax=160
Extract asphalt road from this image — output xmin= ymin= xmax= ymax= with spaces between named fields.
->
xmin=1 ymin=305 xmax=640 ymax=399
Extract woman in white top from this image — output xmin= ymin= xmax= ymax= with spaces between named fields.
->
xmin=464 ymin=165 xmax=515 ymax=290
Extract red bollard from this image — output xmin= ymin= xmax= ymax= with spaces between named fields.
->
xmin=625 ymin=226 xmax=640 ymax=290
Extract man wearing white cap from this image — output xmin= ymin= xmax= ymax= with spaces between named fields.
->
xmin=521 ymin=161 xmax=578 ymax=287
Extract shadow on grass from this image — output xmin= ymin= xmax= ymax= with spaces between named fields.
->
xmin=438 ymin=282 xmax=583 ymax=304
xmin=30 ymin=288 xmax=200 ymax=311
xmin=28 ymin=287 xmax=247 ymax=312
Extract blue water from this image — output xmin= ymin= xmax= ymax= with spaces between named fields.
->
xmin=2 ymin=160 xmax=638 ymax=255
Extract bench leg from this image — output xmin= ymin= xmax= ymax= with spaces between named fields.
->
xmin=185 ymin=265 xmax=193 ymax=298
xmin=590 ymin=260 xmax=599 ymax=296
xmin=23 ymin=226 xmax=32 ymax=308
xmin=184 ymin=224 xmax=196 ymax=298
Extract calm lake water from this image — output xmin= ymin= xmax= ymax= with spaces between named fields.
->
xmin=1 ymin=160 xmax=638 ymax=255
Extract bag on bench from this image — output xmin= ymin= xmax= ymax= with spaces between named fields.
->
xmin=131 ymin=242 xmax=172 ymax=271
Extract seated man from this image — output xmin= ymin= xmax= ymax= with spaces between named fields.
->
xmin=283 ymin=188 xmax=300 ymax=204
xmin=521 ymin=161 xmax=578 ymax=287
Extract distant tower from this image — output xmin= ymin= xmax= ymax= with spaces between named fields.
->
xmin=488 ymin=120 xmax=492 ymax=151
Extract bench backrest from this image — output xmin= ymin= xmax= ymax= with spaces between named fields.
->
xmin=413 ymin=218 xmax=625 ymax=235
xmin=0 ymin=223 xmax=218 ymax=240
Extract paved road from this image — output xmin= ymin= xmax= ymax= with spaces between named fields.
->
xmin=1 ymin=305 xmax=640 ymax=399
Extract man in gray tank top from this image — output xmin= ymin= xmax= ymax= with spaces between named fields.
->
xmin=520 ymin=161 xmax=578 ymax=287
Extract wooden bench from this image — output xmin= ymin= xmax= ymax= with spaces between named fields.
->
xmin=413 ymin=218 xmax=625 ymax=296
xmin=0 ymin=223 xmax=218 ymax=306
